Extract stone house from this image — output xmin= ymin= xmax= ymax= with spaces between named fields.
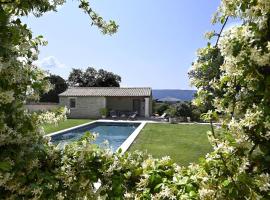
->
xmin=59 ymin=87 xmax=152 ymax=118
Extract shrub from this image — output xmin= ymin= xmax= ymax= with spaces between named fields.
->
xmin=174 ymin=102 xmax=192 ymax=118
xmin=99 ymin=108 xmax=108 ymax=117
xmin=1 ymin=0 xmax=270 ymax=199
xmin=155 ymin=102 xmax=170 ymax=115
xmin=191 ymin=107 xmax=202 ymax=122
xmin=166 ymin=106 xmax=177 ymax=117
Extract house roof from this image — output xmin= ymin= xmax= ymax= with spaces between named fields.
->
xmin=59 ymin=87 xmax=152 ymax=97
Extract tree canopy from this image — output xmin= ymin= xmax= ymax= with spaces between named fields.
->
xmin=40 ymin=74 xmax=68 ymax=103
xmin=0 ymin=0 xmax=270 ymax=199
xmin=68 ymin=67 xmax=121 ymax=87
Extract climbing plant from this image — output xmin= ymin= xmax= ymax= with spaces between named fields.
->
xmin=189 ymin=0 xmax=270 ymax=198
xmin=0 ymin=0 xmax=269 ymax=199
xmin=0 ymin=1 xmax=118 ymax=199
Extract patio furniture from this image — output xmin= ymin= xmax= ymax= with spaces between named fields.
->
xmin=110 ymin=110 xmax=117 ymax=118
xmin=120 ymin=113 xmax=126 ymax=118
xmin=158 ymin=113 xmax=167 ymax=119
xmin=151 ymin=113 xmax=168 ymax=121
xmin=128 ymin=112 xmax=137 ymax=120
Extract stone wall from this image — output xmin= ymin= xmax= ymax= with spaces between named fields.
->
xmin=25 ymin=103 xmax=59 ymax=112
xmin=59 ymin=96 xmax=106 ymax=118
xmin=59 ymin=96 xmax=152 ymax=118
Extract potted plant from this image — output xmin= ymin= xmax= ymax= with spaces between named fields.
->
xmin=99 ymin=108 xmax=108 ymax=118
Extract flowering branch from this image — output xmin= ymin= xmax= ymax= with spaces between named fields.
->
xmin=215 ymin=16 xmax=229 ymax=47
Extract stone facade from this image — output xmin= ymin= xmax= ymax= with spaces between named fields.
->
xmin=59 ymin=96 xmax=106 ymax=118
xmin=25 ymin=103 xmax=59 ymax=112
xmin=59 ymin=95 xmax=152 ymax=118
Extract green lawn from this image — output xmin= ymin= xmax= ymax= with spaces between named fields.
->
xmin=43 ymin=119 xmax=93 ymax=134
xmin=44 ymin=121 xmax=212 ymax=165
xmin=129 ymin=123 xmax=212 ymax=166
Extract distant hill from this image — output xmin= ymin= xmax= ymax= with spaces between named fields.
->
xmin=152 ymin=89 xmax=196 ymax=101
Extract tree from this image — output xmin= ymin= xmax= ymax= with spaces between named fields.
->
xmin=188 ymin=1 xmax=270 ymax=198
xmin=154 ymin=102 xmax=170 ymax=115
xmin=1 ymin=0 xmax=270 ymax=199
xmin=0 ymin=1 xmax=119 ymax=199
xmin=40 ymin=74 xmax=68 ymax=103
xmin=82 ymin=67 xmax=98 ymax=86
xmin=174 ymin=102 xmax=192 ymax=118
xmin=68 ymin=67 xmax=121 ymax=87
xmin=67 ymin=68 xmax=85 ymax=87
xmin=96 ymin=69 xmax=121 ymax=87
xmin=188 ymin=47 xmax=223 ymax=112
xmin=166 ymin=101 xmax=203 ymax=121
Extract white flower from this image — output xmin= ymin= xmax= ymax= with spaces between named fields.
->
xmin=239 ymin=158 xmax=250 ymax=173
xmin=124 ymin=192 xmax=134 ymax=198
xmin=56 ymin=192 xmax=65 ymax=200
xmin=159 ymin=185 xmax=175 ymax=199
xmin=199 ymin=188 xmax=215 ymax=199
xmin=31 ymin=188 xmax=43 ymax=198
xmin=258 ymin=173 xmax=270 ymax=192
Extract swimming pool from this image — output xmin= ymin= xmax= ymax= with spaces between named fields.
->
xmin=50 ymin=121 xmax=142 ymax=151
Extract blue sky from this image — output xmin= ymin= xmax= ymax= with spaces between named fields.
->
xmin=25 ymin=0 xmax=224 ymax=89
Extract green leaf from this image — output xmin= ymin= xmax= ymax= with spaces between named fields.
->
xmin=117 ymin=148 xmax=122 ymax=154
xmin=222 ymin=180 xmax=230 ymax=187
xmin=220 ymin=16 xmax=226 ymax=24
xmin=189 ymin=190 xmax=197 ymax=197
xmin=154 ymin=183 xmax=163 ymax=192
xmin=0 ymin=161 xmax=12 ymax=171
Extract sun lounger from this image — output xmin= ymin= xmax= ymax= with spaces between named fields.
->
xmin=128 ymin=112 xmax=137 ymax=120
xmin=151 ymin=113 xmax=167 ymax=121
xmin=151 ymin=113 xmax=167 ymax=119
xmin=157 ymin=113 xmax=167 ymax=119
xmin=110 ymin=110 xmax=117 ymax=118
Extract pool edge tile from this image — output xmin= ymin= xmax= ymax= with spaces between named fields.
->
xmin=45 ymin=120 xmax=97 ymax=137
xmin=117 ymin=122 xmax=147 ymax=154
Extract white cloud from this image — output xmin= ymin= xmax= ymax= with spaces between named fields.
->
xmin=34 ymin=56 xmax=70 ymax=78
xmin=35 ymin=56 xmax=66 ymax=69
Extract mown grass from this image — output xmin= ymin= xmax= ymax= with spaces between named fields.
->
xmin=43 ymin=119 xmax=93 ymax=134
xmin=129 ymin=123 xmax=212 ymax=165
xmin=44 ymin=120 xmax=212 ymax=165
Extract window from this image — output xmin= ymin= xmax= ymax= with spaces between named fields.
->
xmin=69 ymin=98 xmax=76 ymax=108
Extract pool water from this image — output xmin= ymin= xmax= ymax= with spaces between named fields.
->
xmin=51 ymin=122 xmax=140 ymax=151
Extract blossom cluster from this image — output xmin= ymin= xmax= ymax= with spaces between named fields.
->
xmin=1 ymin=0 xmax=270 ymax=199
xmin=37 ymin=106 xmax=68 ymax=126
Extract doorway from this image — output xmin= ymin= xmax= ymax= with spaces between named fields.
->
xmin=133 ymin=99 xmax=141 ymax=115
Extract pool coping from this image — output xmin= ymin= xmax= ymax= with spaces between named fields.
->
xmin=116 ymin=121 xmax=146 ymax=154
xmin=45 ymin=119 xmax=146 ymax=154
xmin=45 ymin=120 xmax=97 ymax=137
